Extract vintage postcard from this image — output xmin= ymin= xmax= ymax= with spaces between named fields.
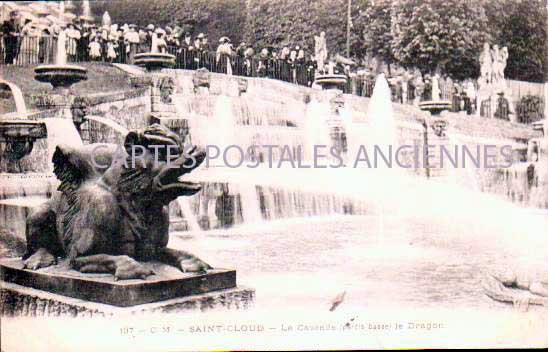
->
xmin=0 ymin=0 xmax=547 ymax=350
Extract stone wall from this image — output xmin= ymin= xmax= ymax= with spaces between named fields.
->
xmin=82 ymin=88 xmax=150 ymax=145
xmin=1 ymin=88 xmax=150 ymax=174
xmin=167 ymin=68 xmax=537 ymax=141
xmin=160 ymin=68 xmax=540 ymax=198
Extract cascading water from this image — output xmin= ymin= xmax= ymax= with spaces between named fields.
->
xmin=3 ymin=65 xmax=547 ymax=314
xmin=528 ymin=122 xmax=548 ymax=208
xmin=443 ymin=129 xmax=481 ymax=192
xmin=83 ymin=115 xmax=129 ymax=145
xmin=231 ymin=183 xmax=263 ymax=224
xmin=55 ymin=30 xmax=68 ymax=65
xmin=43 ymin=118 xmax=83 ymax=169
xmin=0 ymin=80 xmax=27 ymax=117
xmin=362 ymin=74 xmax=401 ymax=245
xmin=84 ymin=115 xmax=129 ymax=136
xmin=366 ymin=74 xmax=399 ymax=161
xmin=175 ymin=70 xmax=547 ymax=241
xmin=302 ymin=97 xmax=332 ymax=161
xmin=177 ymin=83 xmax=375 ymax=229
xmin=476 ymin=127 xmax=547 ymax=209
xmin=176 ymin=197 xmax=201 ymax=231
xmin=0 ymin=81 xmax=84 ymax=240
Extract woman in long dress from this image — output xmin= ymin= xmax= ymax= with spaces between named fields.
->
xmin=216 ymin=37 xmax=233 ymax=75
xmin=106 ymin=39 xmax=118 ymax=62
xmin=38 ymin=27 xmax=54 ymax=64
xmin=65 ymin=23 xmax=81 ymax=62
xmin=18 ymin=20 xmax=39 ymax=64
xmin=89 ymin=37 xmax=101 ymax=61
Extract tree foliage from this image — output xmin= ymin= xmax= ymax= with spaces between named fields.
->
xmin=390 ymin=0 xmax=491 ymax=80
xmin=245 ymin=0 xmax=369 ymax=59
xmin=360 ymin=0 xmax=395 ymax=66
xmin=91 ymin=0 xmax=247 ymax=45
xmin=484 ymin=0 xmax=547 ymax=82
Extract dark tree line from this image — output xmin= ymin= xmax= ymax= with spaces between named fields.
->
xmin=90 ymin=0 xmax=247 ymax=46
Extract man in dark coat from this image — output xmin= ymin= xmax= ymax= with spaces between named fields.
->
xmin=180 ymin=32 xmax=195 ymax=69
xmin=235 ymin=42 xmax=247 ymax=57
xmin=194 ymin=33 xmax=210 ymax=69
xmin=77 ymin=23 xmax=91 ymax=62
xmin=2 ymin=11 xmax=21 ymax=64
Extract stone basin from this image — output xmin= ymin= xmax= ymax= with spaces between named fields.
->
xmin=314 ymin=74 xmax=347 ymax=90
xmin=0 ymin=120 xmax=46 ymax=140
xmin=134 ymin=52 xmax=176 ymax=71
xmin=418 ymin=100 xmax=452 ymax=115
xmin=34 ymin=64 xmax=88 ymax=88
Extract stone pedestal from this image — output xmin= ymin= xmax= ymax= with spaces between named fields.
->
xmin=0 ymin=258 xmax=254 ymax=316
xmin=32 ymin=92 xmax=73 ymax=119
xmin=193 ymin=68 xmax=211 ymax=94
xmin=33 ymin=64 xmax=88 ymax=122
xmin=424 ymin=116 xmax=450 ymax=178
xmin=309 ymin=89 xmax=348 ymax=161
xmin=145 ymin=73 xmax=192 ymax=142
xmin=149 ymin=74 xmax=176 ymax=116
xmin=1 ymin=281 xmax=254 ymax=317
xmin=476 ymin=79 xmax=515 ymax=121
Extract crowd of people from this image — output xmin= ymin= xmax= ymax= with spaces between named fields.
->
xmin=2 ymin=10 xmax=486 ymax=116
xmin=0 ymin=10 xmax=327 ymax=86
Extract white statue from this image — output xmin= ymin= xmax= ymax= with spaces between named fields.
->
xmin=326 ymin=61 xmax=336 ymax=75
xmin=102 ymin=11 xmax=111 ymax=27
xmin=65 ymin=0 xmax=75 ymax=11
xmin=314 ymin=31 xmax=328 ymax=73
xmin=479 ymin=42 xmax=492 ymax=85
xmin=494 ymin=46 xmax=508 ymax=83
xmin=58 ymin=1 xmax=65 ymax=22
xmin=82 ymin=0 xmax=91 ymax=18
xmin=431 ymin=73 xmax=440 ymax=101
xmin=56 ymin=28 xmax=68 ymax=65
xmin=151 ymin=32 xmax=159 ymax=53
xmin=491 ymin=45 xmax=500 ymax=84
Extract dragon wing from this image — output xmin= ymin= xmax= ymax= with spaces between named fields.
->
xmin=52 ymin=143 xmax=118 ymax=194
